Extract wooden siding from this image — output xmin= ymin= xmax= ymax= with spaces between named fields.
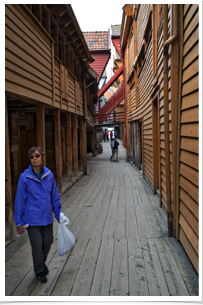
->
xmin=178 ymin=4 xmax=199 ymax=273
xmin=5 ymin=4 xmax=85 ymax=116
xmin=5 ymin=5 xmax=53 ymax=105
xmin=136 ymin=5 xmax=152 ymax=55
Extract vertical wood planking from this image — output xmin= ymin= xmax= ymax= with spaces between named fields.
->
xmin=72 ymin=114 xmax=78 ymax=176
xmin=36 ymin=104 xmax=46 ymax=165
xmin=66 ymin=113 xmax=72 ymax=181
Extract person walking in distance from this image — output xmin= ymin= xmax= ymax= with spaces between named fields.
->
xmin=106 ymin=130 xmax=109 ymax=142
xmin=110 ymin=137 xmax=115 ymax=161
xmin=110 ymin=130 xmax=113 ymax=141
xmin=113 ymin=136 xmax=120 ymax=162
xmin=103 ymin=130 xmax=106 ymax=142
xmin=14 ymin=146 xmax=62 ymax=283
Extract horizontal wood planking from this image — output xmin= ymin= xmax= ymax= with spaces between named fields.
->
xmin=179 ymin=5 xmax=199 ymax=273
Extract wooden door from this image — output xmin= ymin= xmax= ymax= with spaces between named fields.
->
xmin=152 ymin=98 xmax=160 ymax=193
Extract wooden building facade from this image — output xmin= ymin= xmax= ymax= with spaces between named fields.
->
xmin=120 ymin=4 xmax=199 ymax=273
xmin=5 ymin=4 xmax=98 ymax=244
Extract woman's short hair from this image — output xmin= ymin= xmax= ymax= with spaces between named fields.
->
xmin=28 ymin=146 xmax=46 ymax=158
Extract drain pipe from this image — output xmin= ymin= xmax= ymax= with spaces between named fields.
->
xmin=163 ymin=4 xmax=178 ymax=237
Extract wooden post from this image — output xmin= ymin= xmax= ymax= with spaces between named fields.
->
xmin=52 ymin=42 xmax=55 ymax=106
xmin=92 ymin=128 xmax=96 ymax=157
xmin=126 ymin=117 xmax=129 ymax=161
xmin=66 ymin=113 xmax=72 ymax=181
xmin=35 ymin=4 xmax=42 ymax=23
xmin=66 ymin=45 xmax=70 ymax=70
xmin=54 ymin=109 xmax=62 ymax=193
xmin=171 ymin=4 xmax=179 ymax=238
xmin=61 ymin=37 xmax=66 ymax=68
xmin=5 ymin=95 xmax=13 ymax=241
xmin=36 ymin=104 xmax=46 ymax=166
xmin=70 ymin=51 xmax=74 ymax=74
xmin=53 ymin=26 xmax=59 ymax=58
xmin=83 ymin=121 xmax=87 ymax=174
xmin=72 ymin=114 xmax=78 ymax=176
xmin=152 ymin=99 xmax=159 ymax=193
xmin=79 ymin=117 xmax=84 ymax=171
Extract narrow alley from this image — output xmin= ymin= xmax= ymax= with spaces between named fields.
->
xmin=5 ymin=140 xmax=198 ymax=297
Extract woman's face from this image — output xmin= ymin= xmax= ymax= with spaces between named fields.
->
xmin=29 ymin=150 xmax=43 ymax=167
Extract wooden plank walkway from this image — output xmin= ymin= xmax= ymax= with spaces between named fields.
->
xmin=5 ymin=140 xmax=199 ymax=296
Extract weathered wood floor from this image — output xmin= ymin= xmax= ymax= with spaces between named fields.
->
xmin=5 ymin=140 xmax=198 ymax=296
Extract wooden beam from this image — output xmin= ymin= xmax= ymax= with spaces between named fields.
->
xmin=92 ymin=128 xmax=96 ymax=157
xmin=35 ymin=4 xmax=42 ymax=23
xmin=72 ymin=114 xmax=78 ymax=176
xmin=66 ymin=113 xmax=72 ymax=181
xmin=70 ymin=51 xmax=74 ymax=74
xmin=53 ymin=26 xmax=59 ymax=58
xmin=36 ymin=104 xmax=46 ymax=166
xmin=83 ymin=121 xmax=87 ymax=174
xmin=61 ymin=37 xmax=66 ymax=67
xmin=79 ymin=117 xmax=84 ymax=171
xmin=66 ymin=45 xmax=70 ymax=70
xmin=5 ymin=95 xmax=13 ymax=241
xmin=52 ymin=42 xmax=55 ymax=106
xmin=54 ymin=109 xmax=62 ymax=193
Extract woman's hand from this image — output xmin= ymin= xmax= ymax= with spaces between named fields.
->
xmin=17 ymin=226 xmax=25 ymax=234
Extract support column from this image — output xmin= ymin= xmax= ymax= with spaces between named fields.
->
xmin=61 ymin=37 xmax=66 ymax=67
xmin=72 ymin=114 xmax=78 ymax=176
xmin=92 ymin=128 xmax=96 ymax=156
xmin=66 ymin=113 xmax=72 ymax=181
xmin=45 ymin=12 xmax=51 ymax=35
xmin=54 ymin=109 xmax=62 ymax=193
xmin=83 ymin=121 xmax=87 ymax=174
xmin=79 ymin=117 xmax=84 ymax=171
xmin=53 ymin=26 xmax=59 ymax=58
xmin=5 ymin=95 xmax=13 ymax=241
xmin=37 ymin=104 xmax=46 ymax=166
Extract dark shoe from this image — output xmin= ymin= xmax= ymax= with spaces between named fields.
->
xmin=116 ymin=160 xmax=119 ymax=162
xmin=113 ymin=160 xmax=116 ymax=162
xmin=44 ymin=265 xmax=49 ymax=275
xmin=36 ymin=272 xmax=47 ymax=283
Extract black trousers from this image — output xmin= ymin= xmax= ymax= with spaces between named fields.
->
xmin=27 ymin=224 xmax=53 ymax=275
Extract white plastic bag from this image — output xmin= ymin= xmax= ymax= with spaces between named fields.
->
xmin=58 ymin=212 xmax=75 ymax=256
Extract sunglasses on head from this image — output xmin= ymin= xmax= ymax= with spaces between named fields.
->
xmin=30 ymin=153 xmax=41 ymax=159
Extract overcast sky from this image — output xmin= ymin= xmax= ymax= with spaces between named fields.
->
xmin=71 ymin=2 xmax=124 ymax=32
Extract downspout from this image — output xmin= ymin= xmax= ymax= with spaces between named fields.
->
xmin=163 ymin=4 xmax=178 ymax=237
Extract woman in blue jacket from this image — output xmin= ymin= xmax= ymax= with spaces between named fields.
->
xmin=14 ymin=146 xmax=62 ymax=283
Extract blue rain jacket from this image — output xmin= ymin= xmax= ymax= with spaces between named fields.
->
xmin=14 ymin=164 xmax=62 ymax=227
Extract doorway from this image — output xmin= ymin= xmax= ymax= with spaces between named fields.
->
xmin=152 ymin=97 xmax=160 ymax=194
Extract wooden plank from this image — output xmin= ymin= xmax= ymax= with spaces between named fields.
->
xmin=141 ymin=238 xmax=169 ymax=296
xmin=179 ymin=175 xmax=198 ymax=203
xmin=180 ymin=200 xmax=198 ymax=236
xmin=135 ymin=205 xmax=151 ymax=238
xmin=180 ymin=150 xmax=198 ymax=171
xmin=90 ymin=239 xmax=114 ymax=296
xmin=77 ymin=206 xmax=100 ymax=239
xmin=66 ymin=113 xmax=72 ymax=181
xmin=128 ymin=238 xmax=149 ymax=295
xmin=181 ymin=106 xmax=199 ymax=123
xmin=182 ymin=58 xmax=199 ymax=84
xmin=70 ymin=207 xmax=91 ymax=239
xmin=179 ymin=188 xmax=198 ymax=219
xmin=183 ymin=42 xmax=199 ymax=70
xmin=114 ymin=205 xmax=126 ymax=239
xmin=79 ymin=117 xmax=84 ymax=171
xmin=181 ymin=122 xmax=198 ymax=138
xmin=183 ymin=5 xmax=199 ymax=28
xmin=110 ymin=239 xmax=128 ymax=296
xmin=31 ymin=250 xmax=70 ymax=296
xmin=180 ymin=137 xmax=198 ymax=154
xmin=154 ymin=238 xmax=189 ymax=295
xmin=166 ymin=236 xmax=199 ymax=295
xmin=179 ymin=213 xmax=198 ymax=254
xmin=179 ymin=227 xmax=199 ymax=273
xmin=102 ymin=206 xmax=117 ymax=239
xmin=90 ymin=206 xmax=109 ymax=239
xmin=101 ymin=186 xmax=113 ymax=206
xmin=71 ymin=239 xmax=101 ymax=296
xmin=180 ymin=162 xmax=199 ymax=187
xmin=126 ymin=205 xmax=139 ymax=239
xmin=181 ymin=90 xmax=198 ymax=110
xmin=143 ymin=205 xmax=163 ymax=238
xmin=51 ymin=239 xmax=89 ymax=296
